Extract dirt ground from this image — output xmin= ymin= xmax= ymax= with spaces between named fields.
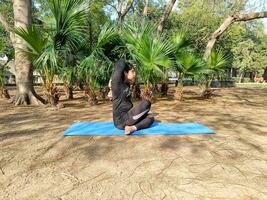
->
xmin=0 ymin=86 xmax=267 ymax=200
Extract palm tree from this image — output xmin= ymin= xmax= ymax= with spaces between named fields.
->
xmin=78 ymin=24 xmax=118 ymax=105
xmin=174 ymin=52 xmax=206 ymax=101
xmin=201 ymin=49 xmax=229 ymax=98
xmin=15 ymin=0 xmax=88 ymax=106
xmin=121 ymin=22 xmax=173 ymax=101
xmin=160 ymin=32 xmax=190 ymax=98
xmin=59 ymin=66 xmax=76 ymax=99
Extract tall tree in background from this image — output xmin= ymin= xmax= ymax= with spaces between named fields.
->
xmin=143 ymin=0 xmax=149 ymax=16
xmin=157 ymin=0 xmax=176 ymax=33
xmin=205 ymin=11 xmax=267 ymax=59
xmin=10 ymin=0 xmax=44 ymax=105
xmin=106 ymin=0 xmax=134 ymax=23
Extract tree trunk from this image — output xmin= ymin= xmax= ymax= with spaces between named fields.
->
xmin=201 ymin=75 xmax=214 ymax=99
xmin=205 ymin=11 xmax=267 ymax=59
xmin=84 ymin=86 xmax=97 ymax=105
xmin=117 ymin=0 xmax=133 ymax=23
xmin=157 ymin=0 xmax=176 ymax=34
xmin=143 ymin=0 xmax=149 ymax=17
xmin=263 ymin=67 xmax=267 ymax=81
xmin=152 ymin=82 xmax=160 ymax=93
xmin=0 ymin=86 xmax=10 ymax=99
xmin=132 ymin=82 xmax=141 ymax=100
xmin=43 ymin=83 xmax=61 ymax=106
xmin=160 ymin=82 xmax=168 ymax=97
xmin=141 ymin=83 xmax=153 ymax=101
xmin=98 ymin=87 xmax=109 ymax=100
xmin=64 ymin=84 xmax=73 ymax=100
xmin=239 ymin=71 xmax=244 ymax=83
xmin=174 ymin=74 xmax=184 ymax=101
xmin=10 ymin=0 xmax=44 ymax=106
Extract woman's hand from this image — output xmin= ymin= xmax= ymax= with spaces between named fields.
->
xmin=108 ymin=79 xmax=112 ymax=101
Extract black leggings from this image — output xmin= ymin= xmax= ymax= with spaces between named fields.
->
xmin=125 ymin=100 xmax=154 ymax=130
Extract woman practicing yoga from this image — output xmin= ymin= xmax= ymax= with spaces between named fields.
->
xmin=110 ymin=59 xmax=154 ymax=135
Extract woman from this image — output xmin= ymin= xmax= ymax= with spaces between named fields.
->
xmin=110 ymin=59 xmax=154 ymax=135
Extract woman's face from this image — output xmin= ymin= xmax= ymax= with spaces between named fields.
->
xmin=124 ymin=68 xmax=136 ymax=83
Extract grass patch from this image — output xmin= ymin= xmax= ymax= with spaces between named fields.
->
xmin=236 ymin=83 xmax=267 ymax=89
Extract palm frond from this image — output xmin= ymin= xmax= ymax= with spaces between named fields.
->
xmin=14 ymin=26 xmax=47 ymax=60
xmin=208 ymin=49 xmax=230 ymax=71
xmin=47 ymin=0 xmax=88 ymax=51
xmin=121 ymin=22 xmax=174 ymax=84
xmin=96 ymin=24 xmax=119 ymax=49
xmin=176 ymin=53 xmax=206 ymax=75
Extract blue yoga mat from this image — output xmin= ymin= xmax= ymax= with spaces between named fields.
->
xmin=64 ymin=122 xmax=215 ymax=136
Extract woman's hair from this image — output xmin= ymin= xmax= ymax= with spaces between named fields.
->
xmin=124 ymin=62 xmax=135 ymax=73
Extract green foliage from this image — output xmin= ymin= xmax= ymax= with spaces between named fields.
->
xmin=121 ymin=21 xmax=174 ymax=85
xmin=0 ymin=62 xmax=8 ymax=87
xmin=15 ymin=0 xmax=88 ymax=84
xmin=175 ymin=53 xmax=206 ymax=76
xmin=0 ymin=0 xmax=14 ymax=59
xmin=78 ymin=24 xmax=118 ymax=89
xmin=208 ymin=49 xmax=230 ymax=75
xmin=59 ymin=66 xmax=77 ymax=85
xmin=1 ymin=0 xmax=266 ymax=93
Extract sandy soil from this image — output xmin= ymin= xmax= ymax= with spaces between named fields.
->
xmin=0 ymin=86 xmax=267 ymax=200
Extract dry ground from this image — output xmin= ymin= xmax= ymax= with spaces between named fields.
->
xmin=0 ymin=86 xmax=267 ymax=200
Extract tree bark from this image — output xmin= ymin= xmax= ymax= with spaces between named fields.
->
xmin=143 ymin=0 xmax=149 ymax=17
xmin=64 ymin=84 xmax=73 ymax=100
xmin=263 ymin=67 xmax=267 ymax=81
xmin=157 ymin=0 xmax=176 ymax=34
xmin=205 ymin=11 xmax=267 ymax=59
xmin=0 ymin=13 xmax=15 ymax=44
xmin=117 ymin=0 xmax=134 ymax=23
xmin=0 ymin=87 xmax=10 ymax=99
xmin=10 ymin=0 xmax=45 ymax=106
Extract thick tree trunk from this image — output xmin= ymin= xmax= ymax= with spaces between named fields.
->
xmin=157 ymin=0 xmax=176 ymax=34
xmin=205 ymin=11 xmax=267 ymax=59
xmin=143 ymin=0 xmax=149 ymax=17
xmin=10 ymin=0 xmax=44 ymax=106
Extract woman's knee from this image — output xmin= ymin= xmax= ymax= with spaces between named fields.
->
xmin=141 ymin=100 xmax=151 ymax=110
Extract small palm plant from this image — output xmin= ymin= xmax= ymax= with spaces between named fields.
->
xmin=201 ymin=49 xmax=229 ymax=98
xmin=174 ymin=52 xmax=206 ymax=101
xmin=59 ymin=66 xmax=77 ymax=99
xmin=171 ymin=32 xmax=206 ymax=101
xmin=121 ymin=22 xmax=173 ymax=101
xmin=78 ymin=24 xmax=117 ymax=105
xmin=0 ymin=62 xmax=10 ymax=99
xmin=15 ymin=0 xmax=87 ymax=106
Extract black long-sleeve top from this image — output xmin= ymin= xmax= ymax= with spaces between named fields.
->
xmin=111 ymin=59 xmax=133 ymax=129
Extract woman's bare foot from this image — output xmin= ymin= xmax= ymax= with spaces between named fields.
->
xmin=125 ymin=125 xmax=137 ymax=135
